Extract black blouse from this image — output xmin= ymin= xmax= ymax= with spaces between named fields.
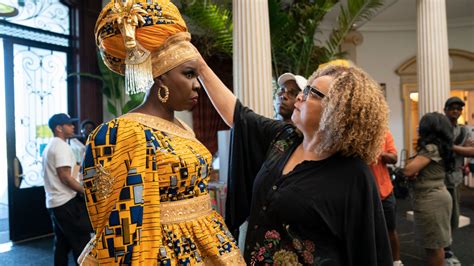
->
xmin=226 ymin=100 xmax=392 ymax=266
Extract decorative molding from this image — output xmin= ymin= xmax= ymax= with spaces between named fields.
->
xmin=360 ymin=17 xmax=474 ymax=31
xmin=396 ymin=49 xmax=474 ymax=76
xmin=397 ymin=49 xmax=474 ymax=155
xmin=320 ymin=17 xmax=474 ymax=32
xmin=4 ymin=0 xmax=70 ymax=35
xmin=343 ymin=30 xmax=364 ymax=46
xmin=0 ymin=21 xmax=69 ymax=47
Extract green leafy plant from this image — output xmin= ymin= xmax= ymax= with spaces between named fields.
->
xmin=269 ymin=0 xmax=384 ymax=78
xmin=323 ymin=0 xmax=384 ymax=62
xmin=181 ymin=0 xmax=384 ymax=78
xmin=68 ymin=0 xmax=232 ymax=118
xmin=69 ymin=0 xmax=383 ymax=118
xmin=68 ymin=53 xmax=145 ymax=117
xmin=269 ymin=0 xmax=337 ymax=78
xmin=180 ymin=0 xmax=233 ymax=58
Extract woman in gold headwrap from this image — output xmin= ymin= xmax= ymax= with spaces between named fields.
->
xmin=79 ymin=1 xmax=244 ymax=265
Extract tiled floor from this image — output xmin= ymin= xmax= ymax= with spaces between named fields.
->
xmin=0 ymin=236 xmax=74 ymax=266
xmin=396 ymin=185 xmax=474 ymax=265
xmin=0 ymin=203 xmax=9 ymax=244
xmin=0 ymin=204 xmax=7 ymax=220
xmin=0 ymin=186 xmax=473 ymax=265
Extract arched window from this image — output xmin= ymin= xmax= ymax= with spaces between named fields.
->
xmin=3 ymin=0 xmax=70 ymax=35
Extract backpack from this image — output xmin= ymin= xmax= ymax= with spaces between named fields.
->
xmin=453 ymin=125 xmax=467 ymax=145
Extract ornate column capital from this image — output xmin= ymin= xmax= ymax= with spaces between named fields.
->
xmin=344 ymin=30 xmax=364 ymax=46
xmin=341 ymin=30 xmax=363 ymax=64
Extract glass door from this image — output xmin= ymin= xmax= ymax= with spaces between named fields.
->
xmin=0 ymin=38 xmax=9 ymax=244
xmin=4 ymin=38 xmax=70 ymax=242
xmin=1 ymin=0 xmax=72 ymax=242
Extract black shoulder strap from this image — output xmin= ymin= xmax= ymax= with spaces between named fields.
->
xmin=453 ymin=125 xmax=467 ymax=145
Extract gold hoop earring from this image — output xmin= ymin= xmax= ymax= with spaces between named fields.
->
xmin=157 ymin=85 xmax=169 ymax=103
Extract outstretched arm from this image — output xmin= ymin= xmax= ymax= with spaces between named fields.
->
xmin=403 ymin=155 xmax=430 ymax=177
xmin=197 ymin=57 xmax=237 ymax=127
xmin=453 ymin=145 xmax=474 ymax=157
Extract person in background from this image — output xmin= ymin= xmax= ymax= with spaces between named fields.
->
xmin=369 ymin=130 xmax=403 ymax=266
xmin=402 ymin=112 xmax=454 ymax=266
xmin=443 ymin=96 xmax=471 ymax=265
xmin=275 ymin=73 xmax=307 ymax=123
xmin=42 ymin=113 xmax=92 ymax=265
xmin=69 ymin=119 xmax=97 ymax=165
xmin=79 ymin=119 xmax=97 ymax=144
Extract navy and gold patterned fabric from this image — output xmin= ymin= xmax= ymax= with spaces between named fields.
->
xmin=81 ymin=113 xmax=244 ymax=265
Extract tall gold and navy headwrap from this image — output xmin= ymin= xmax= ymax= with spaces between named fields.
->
xmin=95 ymin=0 xmax=199 ymax=94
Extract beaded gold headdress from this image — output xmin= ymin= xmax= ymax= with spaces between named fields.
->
xmin=95 ymin=0 xmax=198 ymax=95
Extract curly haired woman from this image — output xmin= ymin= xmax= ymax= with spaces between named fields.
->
xmin=402 ymin=112 xmax=454 ymax=266
xmin=197 ymin=62 xmax=393 ymax=265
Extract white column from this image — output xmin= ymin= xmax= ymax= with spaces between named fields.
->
xmin=233 ymin=0 xmax=273 ymax=118
xmin=417 ymin=0 xmax=451 ymax=116
xmin=341 ymin=30 xmax=364 ymax=64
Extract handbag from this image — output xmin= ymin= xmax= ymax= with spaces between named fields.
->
xmin=391 ymin=166 xmax=410 ymax=199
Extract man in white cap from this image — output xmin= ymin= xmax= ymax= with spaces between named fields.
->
xmin=275 ymin=72 xmax=307 ymax=123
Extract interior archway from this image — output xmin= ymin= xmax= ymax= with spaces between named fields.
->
xmin=396 ymin=49 xmax=474 ymax=156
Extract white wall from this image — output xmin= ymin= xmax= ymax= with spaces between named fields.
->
xmin=447 ymin=26 xmax=474 ymax=52
xmin=176 ymin=111 xmax=193 ymax=129
xmin=356 ymin=24 xmax=474 ymax=154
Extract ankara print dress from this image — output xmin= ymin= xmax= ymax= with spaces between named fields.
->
xmin=79 ymin=113 xmax=244 ymax=265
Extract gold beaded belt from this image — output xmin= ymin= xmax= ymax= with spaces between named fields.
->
xmin=78 ymin=194 xmax=214 ymax=265
xmin=160 ymin=194 xmax=213 ymax=224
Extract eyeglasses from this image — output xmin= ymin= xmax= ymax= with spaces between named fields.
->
xmin=447 ymin=106 xmax=463 ymax=111
xmin=277 ymin=86 xmax=300 ymax=98
xmin=302 ymin=85 xmax=326 ymax=101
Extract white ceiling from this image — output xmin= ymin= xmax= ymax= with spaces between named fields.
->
xmin=372 ymin=0 xmax=473 ymax=22
xmin=322 ymin=0 xmax=474 ymax=30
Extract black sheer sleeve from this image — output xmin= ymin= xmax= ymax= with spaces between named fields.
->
xmin=225 ymin=100 xmax=286 ymax=231
xmin=344 ymin=164 xmax=392 ymax=266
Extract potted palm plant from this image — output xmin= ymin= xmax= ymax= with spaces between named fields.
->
xmin=269 ymin=0 xmax=384 ymax=78
xmin=68 ymin=53 xmax=145 ymax=118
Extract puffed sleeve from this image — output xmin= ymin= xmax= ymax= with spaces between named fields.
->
xmin=418 ymin=144 xmax=442 ymax=163
xmin=81 ymin=118 xmax=154 ymax=263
